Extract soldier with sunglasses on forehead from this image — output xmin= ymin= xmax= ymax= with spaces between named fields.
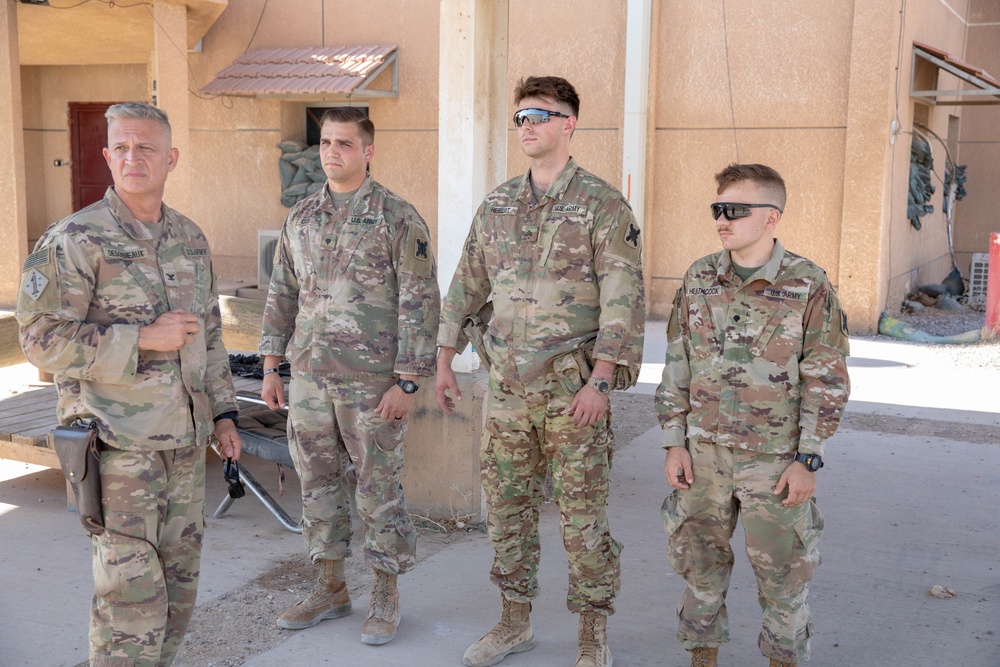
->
xmin=656 ymin=164 xmax=850 ymax=667
xmin=436 ymin=76 xmax=644 ymax=667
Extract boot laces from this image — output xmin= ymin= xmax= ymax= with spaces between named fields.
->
xmin=691 ymin=647 xmax=713 ymax=667
xmin=578 ymin=614 xmax=600 ymax=660
xmin=371 ymin=571 xmax=392 ymax=617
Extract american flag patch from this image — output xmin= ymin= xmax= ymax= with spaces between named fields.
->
xmin=22 ymin=248 xmax=50 ymax=272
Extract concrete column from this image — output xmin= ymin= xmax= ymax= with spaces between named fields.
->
xmin=0 ymin=0 xmax=28 ymax=308
xmin=837 ymin=2 xmax=899 ymax=333
xmin=622 ymin=0 xmax=651 ymax=229
xmin=437 ymin=0 xmax=508 ymax=372
xmin=152 ymin=0 xmax=191 ymax=214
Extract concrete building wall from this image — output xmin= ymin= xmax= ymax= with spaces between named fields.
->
xmin=954 ymin=0 xmax=1000 ymax=274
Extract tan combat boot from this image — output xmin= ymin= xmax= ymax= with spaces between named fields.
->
xmin=361 ymin=569 xmax=400 ymax=645
xmin=574 ymin=611 xmax=612 ymax=667
xmin=276 ymin=559 xmax=352 ymax=629
xmin=462 ymin=596 xmax=535 ymax=667
xmin=690 ymin=647 xmax=718 ymax=667
xmin=769 ymin=659 xmax=796 ymax=667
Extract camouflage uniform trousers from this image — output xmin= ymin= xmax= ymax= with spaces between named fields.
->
xmin=287 ymin=371 xmax=416 ymax=574
xmin=481 ymin=366 xmax=622 ymax=614
xmin=90 ymin=444 xmax=206 ymax=667
xmin=660 ymin=440 xmax=824 ymax=663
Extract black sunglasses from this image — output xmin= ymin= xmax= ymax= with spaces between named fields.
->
xmin=710 ymin=202 xmax=783 ymax=221
xmin=512 ymin=108 xmax=572 ymax=128
xmin=223 ymin=457 xmax=246 ymax=499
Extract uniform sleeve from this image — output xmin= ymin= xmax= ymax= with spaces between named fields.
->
xmin=203 ymin=257 xmax=237 ymax=417
xmin=393 ymin=211 xmax=440 ymax=376
xmin=438 ymin=204 xmax=492 ymax=352
xmin=655 ymin=287 xmax=691 ymax=449
xmin=16 ymin=236 xmax=140 ymax=384
xmin=591 ymin=197 xmax=645 ymax=372
xmin=796 ymin=280 xmax=851 ymax=456
xmin=259 ymin=215 xmax=299 ymax=358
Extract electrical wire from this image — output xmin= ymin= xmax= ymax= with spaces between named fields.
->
xmin=721 ymin=0 xmax=740 ymax=163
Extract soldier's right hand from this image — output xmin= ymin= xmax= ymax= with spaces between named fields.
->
xmin=137 ymin=309 xmax=201 ymax=352
xmin=664 ymin=446 xmax=694 ymax=489
xmin=435 ymin=347 xmax=462 ymax=414
xmin=262 ymin=372 xmax=287 ymax=410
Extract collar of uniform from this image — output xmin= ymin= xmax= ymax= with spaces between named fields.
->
xmin=104 ymin=186 xmax=170 ymax=242
xmin=717 ymin=239 xmax=786 ymax=284
xmin=514 ymin=157 xmax=579 ymax=205
xmin=319 ymin=175 xmax=376 ymax=215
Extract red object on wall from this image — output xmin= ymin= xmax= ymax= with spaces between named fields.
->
xmin=987 ymin=233 xmax=1000 ymax=335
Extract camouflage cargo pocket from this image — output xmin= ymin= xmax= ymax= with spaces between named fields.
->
xmin=553 ymin=351 xmax=584 ymax=395
xmin=661 ymin=492 xmax=693 ymax=576
xmin=788 ymin=499 xmax=824 ymax=591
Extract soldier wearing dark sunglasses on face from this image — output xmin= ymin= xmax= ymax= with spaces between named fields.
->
xmin=656 ymin=164 xmax=850 ymax=667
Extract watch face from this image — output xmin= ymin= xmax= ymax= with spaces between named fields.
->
xmin=398 ymin=379 xmax=418 ymax=394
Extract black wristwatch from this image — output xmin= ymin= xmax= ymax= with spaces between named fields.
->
xmin=794 ymin=452 xmax=824 ymax=472
xmin=396 ymin=379 xmax=419 ymax=394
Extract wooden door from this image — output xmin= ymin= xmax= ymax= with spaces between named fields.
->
xmin=70 ymin=103 xmax=116 ymax=211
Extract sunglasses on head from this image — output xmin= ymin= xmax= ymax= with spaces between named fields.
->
xmin=710 ymin=202 xmax=783 ymax=221
xmin=223 ymin=457 xmax=246 ymax=499
xmin=512 ymin=108 xmax=572 ymax=128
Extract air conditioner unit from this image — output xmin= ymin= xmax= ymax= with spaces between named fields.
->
xmin=258 ymin=229 xmax=281 ymax=290
xmin=968 ymin=253 xmax=989 ymax=308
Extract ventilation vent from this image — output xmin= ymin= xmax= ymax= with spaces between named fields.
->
xmin=258 ymin=230 xmax=281 ymax=290
xmin=969 ymin=253 xmax=989 ymax=307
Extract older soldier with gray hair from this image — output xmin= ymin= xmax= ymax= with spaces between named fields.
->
xmin=657 ymin=163 xmax=850 ymax=667
xmin=436 ymin=76 xmax=645 ymax=667
xmin=259 ymin=106 xmax=439 ymax=646
xmin=17 ymin=102 xmax=241 ymax=667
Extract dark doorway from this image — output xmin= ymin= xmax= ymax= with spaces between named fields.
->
xmin=69 ymin=103 xmax=116 ymax=211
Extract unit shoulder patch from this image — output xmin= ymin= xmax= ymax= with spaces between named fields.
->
xmin=605 ymin=220 xmax=642 ymax=266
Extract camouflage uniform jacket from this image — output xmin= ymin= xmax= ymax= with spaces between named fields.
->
xmin=259 ymin=177 xmax=440 ymax=378
xmin=16 ymin=187 xmax=237 ymax=451
xmin=655 ymin=240 xmax=850 ymax=456
xmin=438 ymin=158 xmax=645 ymax=384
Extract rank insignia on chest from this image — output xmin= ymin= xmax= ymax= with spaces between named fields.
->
xmin=322 ymin=234 xmax=336 ymax=248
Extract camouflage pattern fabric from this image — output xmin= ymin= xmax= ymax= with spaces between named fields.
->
xmin=660 ymin=440 xmax=823 ymax=663
xmin=16 ymin=187 xmax=238 ymax=450
xmin=260 ymin=177 xmax=440 ymax=379
xmin=16 ymin=187 xmax=235 ymax=666
xmin=482 ymin=368 xmax=621 ymax=613
xmin=90 ymin=445 xmax=206 ymax=667
xmin=655 ymin=240 xmax=850 ymax=456
xmin=437 ymin=158 xmax=645 ymax=385
xmin=287 ymin=372 xmax=416 ymax=573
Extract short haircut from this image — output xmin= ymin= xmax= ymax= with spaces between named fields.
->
xmin=514 ymin=76 xmax=580 ymax=118
xmin=714 ymin=163 xmax=786 ymax=210
xmin=105 ymin=103 xmax=171 ymax=142
xmin=319 ymin=107 xmax=375 ymax=146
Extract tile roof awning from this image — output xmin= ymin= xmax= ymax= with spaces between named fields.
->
xmin=911 ymin=41 xmax=1000 ymax=106
xmin=201 ymin=45 xmax=398 ymax=100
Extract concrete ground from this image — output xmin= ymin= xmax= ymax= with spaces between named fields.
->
xmin=1 ymin=325 xmax=998 ymax=666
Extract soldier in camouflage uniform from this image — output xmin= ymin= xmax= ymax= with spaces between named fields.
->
xmin=436 ymin=77 xmax=645 ymax=667
xmin=656 ymin=164 xmax=850 ymax=667
xmin=259 ymin=107 xmax=439 ymax=645
xmin=16 ymin=103 xmax=241 ymax=667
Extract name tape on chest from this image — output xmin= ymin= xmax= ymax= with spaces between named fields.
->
xmin=490 ymin=206 xmax=517 ymax=215
xmin=762 ymin=287 xmax=807 ymax=301
xmin=687 ymin=287 xmax=722 ymax=297
xmin=103 ymin=247 xmax=149 ymax=261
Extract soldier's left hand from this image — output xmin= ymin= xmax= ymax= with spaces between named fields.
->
xmin=215 ymin=418 xmax=242 ymax=461
xmin=774 ymin=461 xmax=816 ymax=507
xmin=569 ymin=385 xmax=608 ymax=426
xmin=376 ymin=383 xmax=416 ymax=422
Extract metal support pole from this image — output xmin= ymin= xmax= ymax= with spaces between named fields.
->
xmin=986 ymin=232 xmax=1000 ymax=337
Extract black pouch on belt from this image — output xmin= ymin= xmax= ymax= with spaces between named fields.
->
xmin=49 ymin=421 xmax=104 ymax=536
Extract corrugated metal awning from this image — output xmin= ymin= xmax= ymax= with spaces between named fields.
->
xmin=912 ymin=41 xmax=1000 ymax=106
xmin=201 ymin=45 xmax=398 ymax=99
